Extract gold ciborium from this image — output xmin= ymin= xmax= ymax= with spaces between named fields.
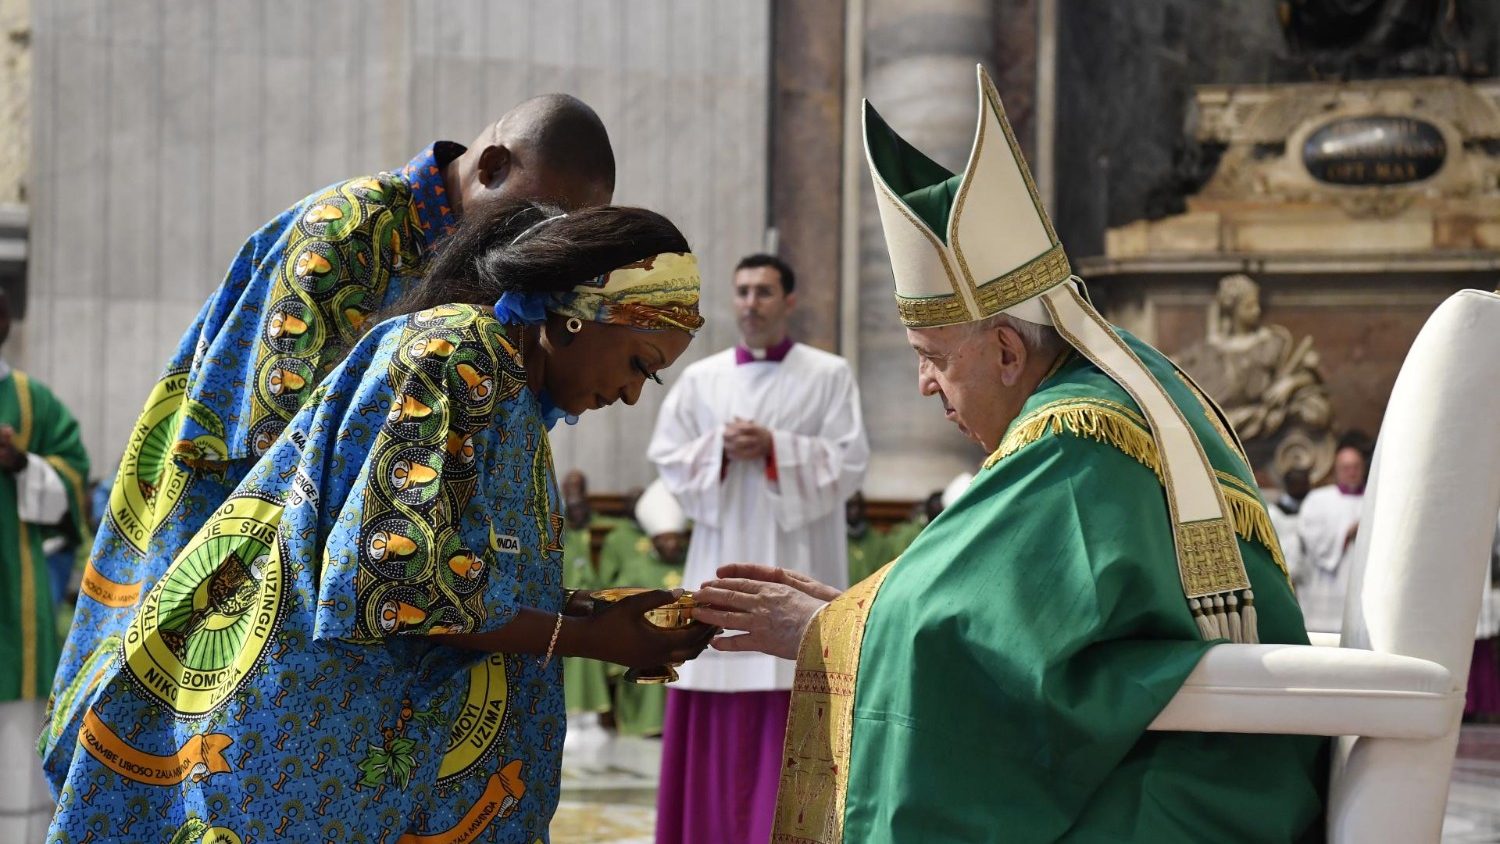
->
xmin=590 ymin=587 xmax=697 ymax=684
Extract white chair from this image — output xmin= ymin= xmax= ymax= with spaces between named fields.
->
xmin=1147 ymin=289 xmax=1500 ymax=842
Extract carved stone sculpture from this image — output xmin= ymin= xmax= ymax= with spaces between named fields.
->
xmin=1177 ymin=274 xmax=1337 ymax=480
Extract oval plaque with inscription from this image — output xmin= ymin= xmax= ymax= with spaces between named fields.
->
xmin=1302 ymin=116 xmax=1446 ymax=186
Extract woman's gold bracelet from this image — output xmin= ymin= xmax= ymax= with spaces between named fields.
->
xmin=540 ymin=611 xmax=565 ymax=667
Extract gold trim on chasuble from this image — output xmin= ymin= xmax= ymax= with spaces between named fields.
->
xmin=772 ymin=562 xmax=897 ymax=844
xmin=986 ymin=396 xmax=1291 ymax=589
xmin=13 ymin=370 xmax=37 ymax=696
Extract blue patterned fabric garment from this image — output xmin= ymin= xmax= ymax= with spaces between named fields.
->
xmin=49 ymin=305 xmax=568 ymax=844
xmin=43 ymin=144 xmax=463 ymax=793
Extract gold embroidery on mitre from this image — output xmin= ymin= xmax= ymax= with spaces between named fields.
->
xmin=972 ymin=244 xmax=1073 ymax=319
xmin=892 ymin=242 xmax=1071 ymax=326
xmin=894 ymin=291 xmax=970 ymax=328
xmin=948 ymin=70 xmax=1072 ymax=317
xmin=983 ymin=79 xmax=1062 ymax=245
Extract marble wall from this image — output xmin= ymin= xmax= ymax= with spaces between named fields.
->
xmin=1052 ymin=0 xmax=1304 ymax=258
xmin=28 ymin=0 xmax=770 ymax=492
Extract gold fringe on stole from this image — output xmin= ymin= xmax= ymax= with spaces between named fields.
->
xmin=984 ymin=399 xmax=1287 ymax=643
xmin=772 ymin=562 xmax=897 ymax=844
xmin=984 ymin=399 xmax=1287 ymax=577
xmin=985 ymin=399 xmax=1159 ymax=479
xmin=1217 ymin=476 xmax=1290 ymax=582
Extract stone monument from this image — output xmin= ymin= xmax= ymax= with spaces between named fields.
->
xmin=1081 ymin=30 xmax=1500 ymax=464
xmin=1176 ymin=274 xmax=1335 ymax=480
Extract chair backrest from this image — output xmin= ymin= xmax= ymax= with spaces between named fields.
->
xmin=1331 ymin=289 xmax=1500 ymax=841
xmin=1340 ymin=289 xmax=1500 ymax=672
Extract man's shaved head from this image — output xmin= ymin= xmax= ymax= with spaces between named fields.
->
xmin=497 ymin=94 xmax=615 ymax=193
xmin=445 ymin=94 xmax=615 ymax=217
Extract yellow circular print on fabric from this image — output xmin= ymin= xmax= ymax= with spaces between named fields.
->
xmin=125 ymin=496 xmax=288 ymax=717
xmin=438 ymin=652 xmax=510 ymax=786
xmin=108 ymin=370 xmax=191 ymax=553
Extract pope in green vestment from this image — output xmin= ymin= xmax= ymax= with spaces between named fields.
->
xmin=824 ymin=345 xmax=1324 ymax=842
xmin=0 ymin=361 xmax=90 ymax=702
xmin=695 ymin=65 xmax=1325 ymax=843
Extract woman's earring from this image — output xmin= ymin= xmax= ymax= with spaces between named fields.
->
xmin=565 ymin=317 xmax=584 ymax=334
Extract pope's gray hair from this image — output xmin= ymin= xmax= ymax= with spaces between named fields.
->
xmin=966 ymin=312 xmax=1066 ymax=359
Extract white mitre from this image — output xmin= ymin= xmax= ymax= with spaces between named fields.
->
xmin=635 ymin=478 xmax=688 ymax=539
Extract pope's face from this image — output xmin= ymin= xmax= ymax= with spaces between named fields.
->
xmin=907 ymin=323 xmax=1030 ymax=453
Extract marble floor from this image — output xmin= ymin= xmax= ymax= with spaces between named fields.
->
xmin=554 ymin=719 xmax=1500 ymax=843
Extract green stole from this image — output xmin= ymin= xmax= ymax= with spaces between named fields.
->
xmin=773 ymin=347 xmax=1324 ymax=843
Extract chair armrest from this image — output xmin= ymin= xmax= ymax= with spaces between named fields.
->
xmin=1147 ymin=643 xmax=1461 ymax=739
xmin=1306 ymin=631 xmax=1341 ymax=648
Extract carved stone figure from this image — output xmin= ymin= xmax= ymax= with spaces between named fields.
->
xmin=1177 ymin=274 xmax=1337 ymax=480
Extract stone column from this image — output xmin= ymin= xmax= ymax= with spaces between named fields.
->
xmin=772 ymin=0 xmax=847 ymax=354
xmin=856 ymin=0 xmax=997 ymax=499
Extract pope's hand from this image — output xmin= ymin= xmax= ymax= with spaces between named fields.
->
xmin=693 ymin=565 xmax=842 ymax=660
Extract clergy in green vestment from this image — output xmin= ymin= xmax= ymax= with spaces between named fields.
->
xmin=561 ymin=469 xmax=619 ymax=716
xmin=598 ymin=500 xmax=649 ymax=588
xmin=884 ymin=490 xmax=941 ymax=558
xmin=845 ymin=493 xmax=890 ymax=585
xmin=693 ymin=66 xmax=1325 ymax=843
xmin=605 ymin=479 xmax=687 ymax=737
xmin=0 ymin=290 xmax=90 ymax=840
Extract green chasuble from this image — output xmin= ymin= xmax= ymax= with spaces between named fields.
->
xmin=775 ymin=339 xmax=1325 ymax=843
xmin=0 ymin=369 xmax=89 ymax=701
xmin=847 ymin=527 xmax=892 ymax=585
xmin=563 ymin=517 xmax=619 ymax=714
xmin=603 ymin=532 xmax=685 ymax=737
xmin=884 ymin=516 xmax=926 ymax=558
xmin=597 ymin=519 xmax=647 ymax=587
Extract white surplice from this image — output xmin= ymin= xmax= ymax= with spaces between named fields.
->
xmin=1296 ymin=484 xmax=1365 ymax=634
xmin=1267 ymin=495 xmax=1304 ymax=586
xmin=648 ymin=344 xmax=869 ymax=691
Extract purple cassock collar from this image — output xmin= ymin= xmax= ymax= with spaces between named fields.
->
xmin=735 ymin=336 xmax=796 ymax=365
